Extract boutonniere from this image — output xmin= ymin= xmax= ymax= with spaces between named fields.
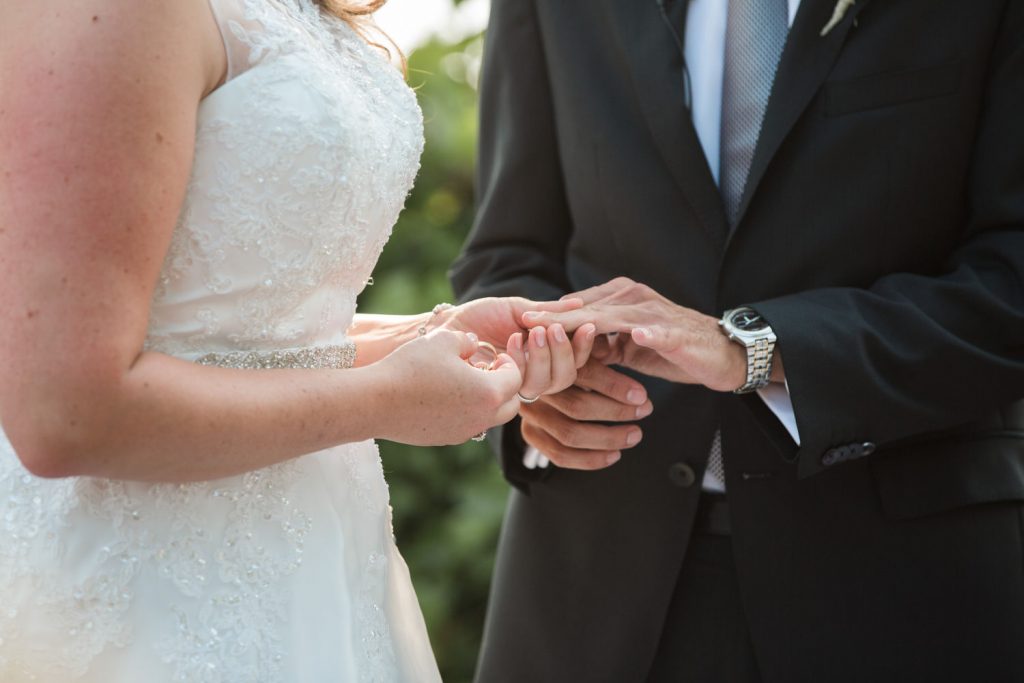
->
xmin=820 ymin=0 xmax=856 ymax=36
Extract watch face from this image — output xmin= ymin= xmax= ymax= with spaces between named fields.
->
xmin=730 ymin=309 xmax=769 ymax=332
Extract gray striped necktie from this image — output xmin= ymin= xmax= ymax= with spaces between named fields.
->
xmin=705 ymin=0 xmax=788 ymax=488
xmin=719 ymin=0 xmax=788 ymax=228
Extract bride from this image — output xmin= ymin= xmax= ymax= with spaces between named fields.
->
xmin=0 ymin=0 xmax=594 ymax=680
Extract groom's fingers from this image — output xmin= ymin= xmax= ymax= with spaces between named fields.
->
xmin=559 ymin=277 xmax=637 ymax=305
xmin=517 ymin=354 xmax=652 ymax=470
xmin=520 ymin=413 xmax=624 ymax=471
xmin=543 ymin=386 xmax=653 ymax=423
xmin=631 ymin=325 xmax=675 ymax=352
xmin=509 ymin=296 xmax=582 ymax=319
xmin=521 ymin=400 xmax=643 ymax=453
xmin=575 ymin=360 xmax=648 ymax=406
xmin=522 ymin=308 xmax=604 ymax=332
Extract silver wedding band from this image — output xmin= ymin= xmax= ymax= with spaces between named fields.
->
xmin=517 ymin=392 xmax=540 ymax=404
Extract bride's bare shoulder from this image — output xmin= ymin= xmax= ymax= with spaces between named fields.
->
xmin=0 ymin=0 xmax=226 ymax=458
xmin=0 ymin=0 xmax=225 ymax=98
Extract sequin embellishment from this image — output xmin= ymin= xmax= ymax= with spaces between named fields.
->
xmin=195 ymin=342 xmax=356 ymax=370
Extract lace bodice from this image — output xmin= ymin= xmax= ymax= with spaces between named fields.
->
xmin=0 ymin=2 xmax=436 ymax=681
xmin=147 ymin=0 xmax=424 ymax=357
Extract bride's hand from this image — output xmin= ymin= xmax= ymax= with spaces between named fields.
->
xmin=374 ymin=329 xmax=524 ymax=446
xmin=504 ymin=323 xmax=597 ymax=403
xmin=439 ymin=296 xmax=584 ymax=354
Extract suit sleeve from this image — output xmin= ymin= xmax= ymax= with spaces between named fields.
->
xmin=449 ymin=0 xmax=574 ymax=488
xmin=753 ymin=4 xmax=1024 ymax=478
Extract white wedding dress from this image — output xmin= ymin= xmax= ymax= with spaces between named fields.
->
xmin=0 ymin=1 xmax=441 ymax=680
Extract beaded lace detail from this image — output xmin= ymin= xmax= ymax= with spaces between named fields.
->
xmin=195 ymin=342 xmax=356 ymax=370
xmin=0 ymin=0 xmax=426 ymax=680
xmin=146 ymin=0 xmax=423 ymax=357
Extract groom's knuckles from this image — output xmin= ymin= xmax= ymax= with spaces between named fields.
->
xmin=554 ymin=453 xmax=616 ymax=471
xmin=543 ymin=413 xmax=635 ymax=451
xmin=522 ymin=400 xmax=628 ymax=449
xmin=548 ymin=389 xmax=633 ymax=422
xmin=546 ymin=388 xmax=592 ymax=419
xmin=571 ymin=277 xmax=635 ymax=304
xmin=577 ymin=363 xmax=643 ymax=403
xmin=520 ymin=422 xmax=613 ymax=470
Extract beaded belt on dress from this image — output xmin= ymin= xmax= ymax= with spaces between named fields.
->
xmin=194 ymin=342 xmax=356 ymax=370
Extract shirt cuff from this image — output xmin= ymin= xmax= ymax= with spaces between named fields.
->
xmin=523 ymin=446 xmax=550 ymax=469
xmin=756 ymin=380 xmax=802 ymax=445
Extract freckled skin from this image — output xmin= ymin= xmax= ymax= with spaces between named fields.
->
xmin=0 ymin=1 xmax=526 ymax=483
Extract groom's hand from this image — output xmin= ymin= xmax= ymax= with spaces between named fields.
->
xmin=519 ymin=358 xmax=653 ymax=470
xmin=522 ymin=278 xmax=760 ymax=392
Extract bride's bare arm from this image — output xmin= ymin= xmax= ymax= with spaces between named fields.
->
xmin=347 ymin=314 xmax=431 ymax=367
xmin=0 ymin=1 xmax=521 ymax=483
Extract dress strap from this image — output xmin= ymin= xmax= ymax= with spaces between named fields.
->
xmin=205 ymin=0 xmax=257 ymax=83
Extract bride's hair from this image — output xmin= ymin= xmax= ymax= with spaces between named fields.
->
xmin=316 ymin=0 xmax=385 ymax=20
xmin=315 ymin=0 xmax=406 ymax=72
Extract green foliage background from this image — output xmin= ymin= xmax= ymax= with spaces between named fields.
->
xmin=357 ymin=33 xmax=508 ymax=683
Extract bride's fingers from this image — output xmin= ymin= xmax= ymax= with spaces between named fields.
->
xmin=546 ymin=324 xmax=577 ymax=393
xmin=495 ymin=391 xmax=524 ymax=425
xmin=571 ymin=323 xmax=597 ymax=369
xmin=488 ymin=353 xmax=524 ymax=400
xmin=505 ymin=332 xmax=526 ymax=372
xmin=517 ymin=327 xmax=551 ymax=401
xmin=429 ymin=329 xmax=480 ymax=360
xmin=449 ymin=330 xmax=480 ymax=360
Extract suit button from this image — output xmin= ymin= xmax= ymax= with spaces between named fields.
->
xmin=823 ymin=441 xmax=878 ymax=466
xmin=668 ymin=463 xmax=696 ymax=488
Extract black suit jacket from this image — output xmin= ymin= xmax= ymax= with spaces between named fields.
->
xmin=451 ymin=1 xmax=1024 ymax=681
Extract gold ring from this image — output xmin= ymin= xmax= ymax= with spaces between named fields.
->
xmin=476 ymin=341 xmax=498 ymax=363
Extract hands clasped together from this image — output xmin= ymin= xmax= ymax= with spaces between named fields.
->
xmin=409 ymin=278 xmax=754 ymax=469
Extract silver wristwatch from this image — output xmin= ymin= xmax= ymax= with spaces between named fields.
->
xmin=718 ymin=307 xmax=777 ymax=394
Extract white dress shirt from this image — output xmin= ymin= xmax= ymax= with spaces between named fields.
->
xmin=522 ymin=0 xmax=803 ymax=475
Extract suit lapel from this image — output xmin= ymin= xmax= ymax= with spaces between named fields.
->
xmin=730 ymin=0 xmax=873 ymax=236
xmin=602 ymin=0 xmax=728 ymax=248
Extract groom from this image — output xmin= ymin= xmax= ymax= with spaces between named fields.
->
xmin=452 ymin=0 xmax=1024 ymax=681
